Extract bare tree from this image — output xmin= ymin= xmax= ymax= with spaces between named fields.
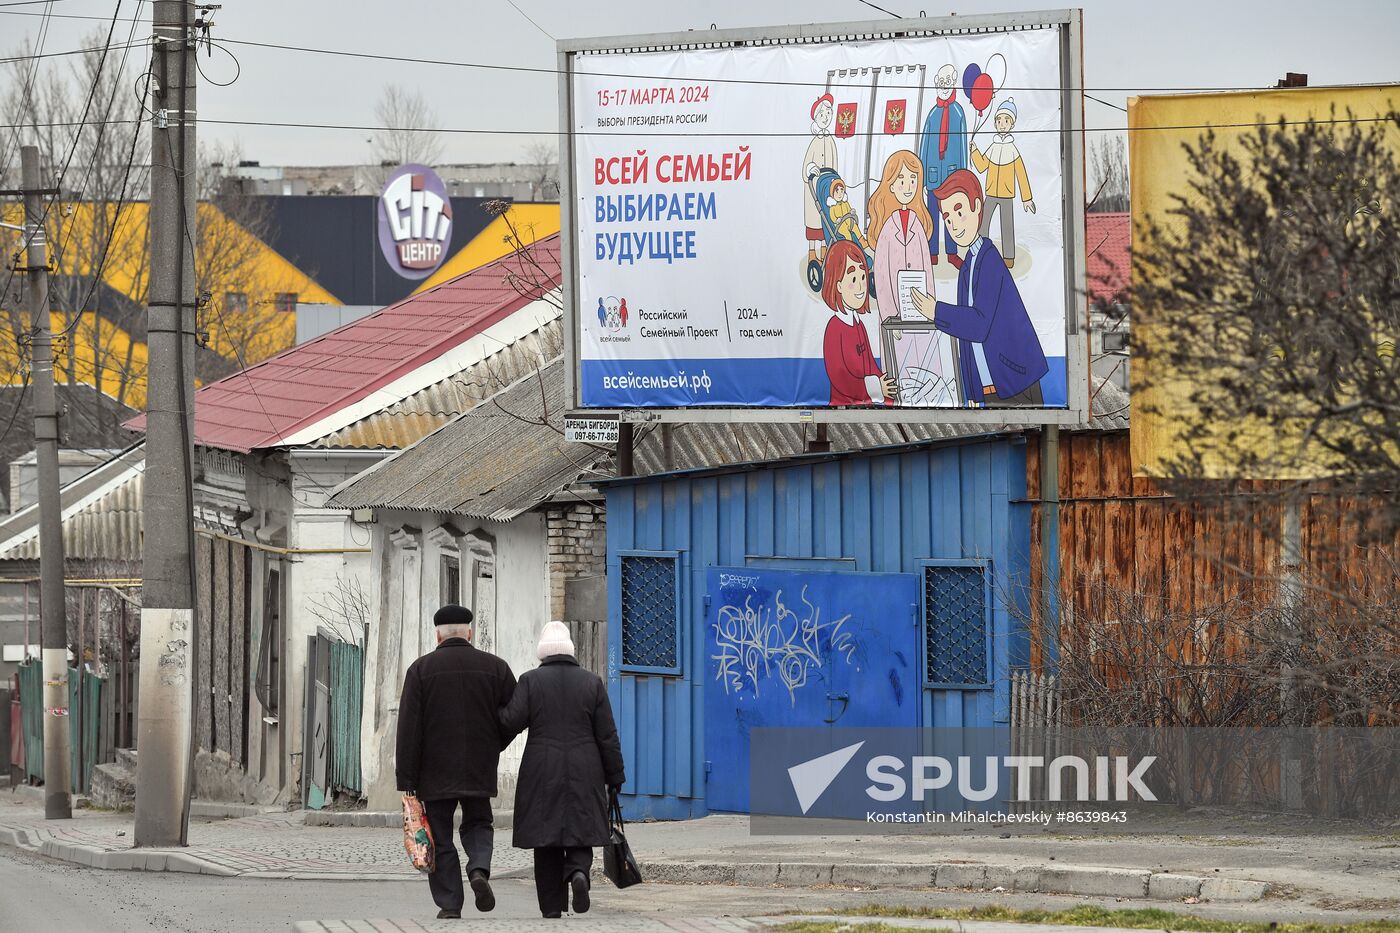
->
xmin=0 ymin=36 xmax=297 ymax=436
xmin=1087 ymin=134 xmax=1129 ymax=212
xmin=372 ymin=84 xmax=445 ymax=167
xmin=1 ymin=31 xmax=151 ymax=437
xmin=1130 ymin=112 xmax=1400 ymax=540
xmin=521 ymin=140 xmax=560 ymax=201
xmin=306 ymin=575 xmax=371 ymax=647
xmin=194 ymin=142 xmax=296 ymax=382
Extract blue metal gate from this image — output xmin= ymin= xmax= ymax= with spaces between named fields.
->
xmin=704 ymin=566 xmax=920 ymax=812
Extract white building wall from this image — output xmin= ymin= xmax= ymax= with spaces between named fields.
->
xmin=360 ymin=507 xmax=549 ymax=810
xmin=278 ymin=450 xmax=387 ymax=801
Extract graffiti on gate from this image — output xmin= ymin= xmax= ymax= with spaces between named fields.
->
xmin=712 ymin=584 xmax=857 ymax=706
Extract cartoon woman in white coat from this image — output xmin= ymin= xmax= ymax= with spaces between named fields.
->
xmin=867 ymin=149 xmax=935 ymax=322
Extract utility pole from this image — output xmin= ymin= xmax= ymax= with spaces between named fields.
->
xmin=134 ymin=0 xmax=199 ymax=848
xmin=16 ymin=145 xmax=73 ymax=819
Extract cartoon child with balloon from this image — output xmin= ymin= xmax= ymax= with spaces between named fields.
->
xmin=917 ymin=64 xmax=968 ymax=267
xmin=971 ymin=98 xmax=1036 ymax=269
xmin=961 ymin=54 xmax=1035 ymax=268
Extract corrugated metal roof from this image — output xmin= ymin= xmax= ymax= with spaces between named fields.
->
xmin=330 ymin=360 xmax=598 ymax=522
xmin=124 ymin=235 xmax=561 ymax=453
xmin=631 ymin=378 xmax=1128 ymax=475
xmin=330 ymin=358 xmax=1130 ymax=520
xmin=0 ymin=445 xmax=145 ymax=562
xmin=310 ymin=319 xmax=562 ymax=449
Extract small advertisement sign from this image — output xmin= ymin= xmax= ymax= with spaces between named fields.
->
xmin=378 ymin=164 xmax=454 ymax=280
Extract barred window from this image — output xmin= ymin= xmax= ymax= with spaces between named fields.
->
xmin=619 ymin=554 xmax=680 ymax=673
xmin=923 ymin=564 xmax=990 ymax=687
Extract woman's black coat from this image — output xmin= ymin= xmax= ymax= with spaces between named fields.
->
xmin=499 ymin=655 xmax=626 ymax=849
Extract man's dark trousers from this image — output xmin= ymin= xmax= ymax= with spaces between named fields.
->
xmin=425 ymin=797 xmax=493 ymax=911
xmin=532 ymin=846 xmax=592 ymax=915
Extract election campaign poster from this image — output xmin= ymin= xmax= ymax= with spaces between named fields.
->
xmin=570 ymin=23 xmax=1079 ymax=411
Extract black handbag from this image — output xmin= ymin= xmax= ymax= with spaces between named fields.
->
xmin=602 ymin=790 xmax=644 ymax=888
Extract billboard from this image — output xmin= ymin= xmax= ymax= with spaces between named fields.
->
xmin=561 ymin=12 xmax=1087 ymax=422
xmin=378 ymin=164 xmax=454 ymax=280
xmin=1129 ymin=86 xmax=1400 ymax=478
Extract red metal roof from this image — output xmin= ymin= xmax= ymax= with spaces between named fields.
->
xmin=127 ymin=235 xmax=560 ymax=453
xmin=1086 ymin=212 xmax=1130 ymax=306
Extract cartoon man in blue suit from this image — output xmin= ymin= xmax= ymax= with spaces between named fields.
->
xmin=910 ymin=169 xmax=1048 ymax=405
xmin=918 ymin=63 xmax=968 ymax=267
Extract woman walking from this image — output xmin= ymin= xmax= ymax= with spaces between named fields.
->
xmin=500 ymin=621 xmax=626 ymax=918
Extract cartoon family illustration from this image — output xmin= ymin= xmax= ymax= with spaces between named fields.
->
xmin=803 ymin=59 xmax=1048 ymax=408
xmin=596 ymin=295 xmax=628 ymax=331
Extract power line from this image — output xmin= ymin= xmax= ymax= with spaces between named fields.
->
xmin=215 ymin=36 xmax=1400 ymax=95
xmin=1 ymin=112 xmax=1395 ymax=139
xmin=1086 ymin=93 xmax=1128 ymax=113
xmin=0 ymin=4 xmax=129 ymax=19
xmin=501 ymin=0 xmax=554 ymax=42
xmin=0 ymin=0 xmax=125 ymax=367
xmin=0 ymin=36 xmax=147 ymax=66
xmin=3 ymin=25 xmax=1397 ymax=97
xmin=851 ymin=0 xmax=901 ymax=17
xmin=0 ymin=0 xmax=54 ymax=180
xmin=51 ymin=0 xmax=147 ymax=275
xmin=54 ymin=13 xmax=149 ymax=346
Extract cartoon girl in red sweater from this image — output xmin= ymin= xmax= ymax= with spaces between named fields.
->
xmin=820 ymin=240 xmax=895 ymax=406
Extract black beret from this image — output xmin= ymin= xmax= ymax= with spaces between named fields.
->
xmin=433 ymin=604 xmax=474 ymax=627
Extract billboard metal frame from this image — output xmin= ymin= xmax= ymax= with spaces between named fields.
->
xmin=558 ymin=9 xmax=1088 ymax=425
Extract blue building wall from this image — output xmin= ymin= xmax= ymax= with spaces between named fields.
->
xmin=604 ymin=436 xmax=1033 ymax=820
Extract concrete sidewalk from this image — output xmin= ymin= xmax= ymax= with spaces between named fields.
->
xmin=2 ymin=793 xmax=1397 ymax=910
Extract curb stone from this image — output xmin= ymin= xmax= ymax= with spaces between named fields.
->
xmin=1035 ymin=866 xmax=1149 ymax=898
xmin=832 ymin=863 xmax=933 ymax=888
xmin=985 ymin=865 xmax=1041 ymax=892
xmin=1201 ymin=878 xmax=1270 ymax=902
xmin=1148 ymin=872 xmax=1203 ymax=900
xmin=639 ymin=859 xmax=1265 ymax=902
xmin=936 ymin=863 xmax=988 ymax=889
xmin=0 ymin=826 xmax=1269 ymax=901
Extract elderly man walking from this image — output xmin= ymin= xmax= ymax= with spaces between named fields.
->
xmin=397 ymin=605 xmax=517 ymax=919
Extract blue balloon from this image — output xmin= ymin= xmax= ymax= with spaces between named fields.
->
xmin=962 ymin=63 xmax=982 ymax=99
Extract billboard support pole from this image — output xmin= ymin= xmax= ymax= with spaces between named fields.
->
xmin=557 ymin=45 xmax=579 ymax=416
xmin=1039 ymin=425 xmax=1061 ymax=664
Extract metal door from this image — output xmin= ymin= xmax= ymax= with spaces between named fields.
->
xmin=704 ymin=566 xmax=920 ymax=813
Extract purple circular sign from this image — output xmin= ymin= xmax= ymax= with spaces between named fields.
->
xmin=377 ymin=163 xmax=454 ymax=280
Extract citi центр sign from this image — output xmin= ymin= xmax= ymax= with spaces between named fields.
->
xmin=378 ymin=164 xmax=453 ymax=279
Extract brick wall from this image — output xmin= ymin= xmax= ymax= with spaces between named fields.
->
xmin=544 ymin=501 xmax=606 ymax=621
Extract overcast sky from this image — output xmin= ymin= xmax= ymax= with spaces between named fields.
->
xmin=3 ymin=0 xmax=1399 ymax=166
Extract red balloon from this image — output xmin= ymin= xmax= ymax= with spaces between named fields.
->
xmin=971 ymin=73 xmax=995 ymax=113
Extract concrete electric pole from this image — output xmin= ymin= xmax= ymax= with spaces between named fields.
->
xmin=16 ymin=145 xmax=73 ymax=820
xmin=134 ymin=0 xmax=199 ymax=848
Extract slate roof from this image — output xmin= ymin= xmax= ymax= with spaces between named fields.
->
xmin=329 ymin=358 xmax=1130 ymax=522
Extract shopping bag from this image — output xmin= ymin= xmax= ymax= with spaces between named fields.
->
xmin=401 ymin=793 xmax=435 ymax=873
xmin=602 ymin=791 xmax=643 ymax=888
